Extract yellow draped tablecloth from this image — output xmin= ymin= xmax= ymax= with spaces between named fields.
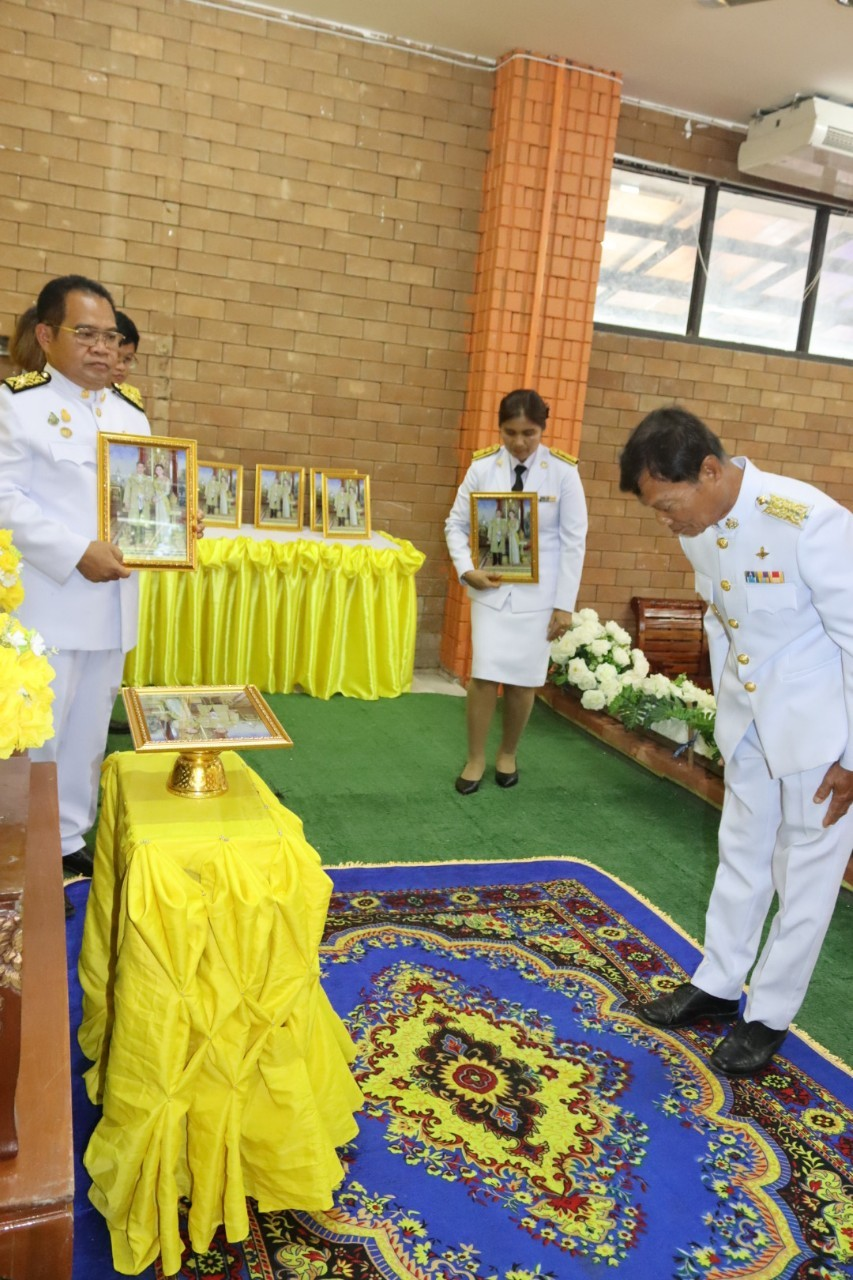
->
xmin=78 ymin=750 xmax=363 ymax=1276
xmin=123 ymin=529 xmax=426 ymax=699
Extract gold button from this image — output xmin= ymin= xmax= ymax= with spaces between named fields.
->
xmin=737 ymin=653 xmax=749 ymax=665
xmin=744 ymin=681 xmax=756 ymax=692
xmin=721 ymin=580 xmax=731 ymax=591
xmin=725 ymin=517 xmax=738 ymax=529
xmin=717 ymin=537 xmax=728 ymax=549
xmin=729 ymin=618 xmax=739 ymax=629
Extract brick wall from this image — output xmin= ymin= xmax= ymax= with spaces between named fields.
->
xmin=580 ymin=104 xmax=853 ymax=637
xmin=0 ymin=0 xmax=493 ymax=668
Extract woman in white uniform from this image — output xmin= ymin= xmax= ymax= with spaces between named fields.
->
xmin=445 ymin=389 xmax=588 ymax=794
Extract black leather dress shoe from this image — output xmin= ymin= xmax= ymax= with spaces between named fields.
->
xmin=494 ymin=769 xmax=519 ymax=788
xmin=108 ymin=718 xmax=131 ymax=734
xmin=636 ymin=981 xmax=741 ymax=1029
xmin=710 ymin=1018 xmax=788 ymax=1076
xmin=455 ymin=775 xmax=481 ymax=795
xmin=63 ymin=847 xmax=95 ymax=878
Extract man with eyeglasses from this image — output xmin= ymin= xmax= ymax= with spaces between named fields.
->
xmin=0 ymin=275 xmax=152 ymax=914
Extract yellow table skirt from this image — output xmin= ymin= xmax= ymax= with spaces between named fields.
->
xmin=123 ymin=533 xmax=426 ymax=699
xmin=78 ymin=751 xmax=363 ymax=1276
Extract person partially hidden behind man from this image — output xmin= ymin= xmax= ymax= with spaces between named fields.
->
xmin=619 ymin=406 xmax=853 ymax=1076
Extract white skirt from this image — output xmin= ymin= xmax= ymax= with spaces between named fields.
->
xmin=470 ymin=597 xmax=551 ymax=686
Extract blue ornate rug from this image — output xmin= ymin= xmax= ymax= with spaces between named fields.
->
xmin=66 ymin=859 xmax=853 ymax=1280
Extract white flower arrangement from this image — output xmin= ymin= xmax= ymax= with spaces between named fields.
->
xmin=549 ymin=607 xmax=719 ymax=761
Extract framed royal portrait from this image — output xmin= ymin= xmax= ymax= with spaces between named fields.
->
xmin=122 ymin=684 xmax=293 ymax=752
xmin=322 ymin=472 xmax=371 ymax=539
xmin=310 ymin=467 xmax=357 ymax=531
xmin=254 ymin=465 xmax=304 ymax=531
xmin=469 ymin=492 xmax=539 ymax=583
xmin=198 ymin=461 xmax=243 ymax=529
xmin=98 ymin=432 xmax=198 ymax=569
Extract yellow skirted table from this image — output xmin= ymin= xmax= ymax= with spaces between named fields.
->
xmin=77 ymin=751 xmax=363 ymax=1276
xmin=123 ymin=529 xmax=426 ymax=699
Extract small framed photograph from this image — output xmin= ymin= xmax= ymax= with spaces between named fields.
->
xmin=122 ymin=684 xmax=293 ymax=752
xmin=198 ymin=462 xmax=243 ymax=529
xmin=310 ymin=467 xmax=357 ymax=531
xmin=470 ymin=492 xmax=539 ymax=582
xmin=254 ymin=465 xmax=304 ymax=530
xmin=98 ymin=432 xmax=197 ymax=569
xmin=322 ymin=472 xmax=371 ymax=539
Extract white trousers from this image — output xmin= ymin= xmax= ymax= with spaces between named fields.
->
xmin=31 ymin=648 xmax=125 ymax=858
xmin=692 ymin=720 xmax=853 ymax=1029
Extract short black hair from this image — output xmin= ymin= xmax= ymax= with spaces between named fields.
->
xmin=36 ymin=275 xmax=116 ymax=328
xmin=619 ymin=407 xmax=726 ymax=495
xmin=498 ymin=388 xmax=550 ymax=429
xmin=115 ymin=311 xmax=140 ymax=349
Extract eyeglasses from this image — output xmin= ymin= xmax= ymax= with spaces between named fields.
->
xmin=57 ymin=325 xmax=123 ymax=349
xmin=114 ymin=355 xmax=138 ymax=372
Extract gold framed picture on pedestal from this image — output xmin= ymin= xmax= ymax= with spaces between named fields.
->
xmin=254 ymin=465 xmax=304 ymax=531
xmin=98 ymin=432 xmax=198 ymax=569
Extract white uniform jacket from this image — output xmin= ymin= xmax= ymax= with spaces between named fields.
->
xmin=683 ymin=457 xmax=853 ymax=778
xmin=445 ymin=443 xmax=587 ymax=614
xmin=0 ymin=366 xmax=151 ymax=653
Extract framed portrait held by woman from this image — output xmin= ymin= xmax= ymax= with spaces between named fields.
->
xmin=198 ymin=461 xmax=243 ymax=529
xmin=98 ymin=432 xmax=198 ymax=569
xmin=322 ymin=472 xmax=371 ymax=539
xmin=254 ymin=465 xmax=304 ymax=531
xmin=469 ymin=492 xmax=539 ymax=583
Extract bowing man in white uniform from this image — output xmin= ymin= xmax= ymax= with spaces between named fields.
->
xmin=445 ymin=388 xmax=588 ymax=795
xmin=0 ymin=275 xmax=151 ymax=890
xmin=620 ymin=406 xmax=853 ymax=1075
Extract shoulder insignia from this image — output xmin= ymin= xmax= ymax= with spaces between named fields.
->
xmin=756 ymin=493 xmax=811 ymax=528
xmin=3 ymin=370 xmax=51 ymax=393
xmin=550 ymin=447 xmax=578 ymax=466
xmin=472 ymin=444 xmax=500 ymax=460
xmin=112 ymin=381 xmax=145 ymax=411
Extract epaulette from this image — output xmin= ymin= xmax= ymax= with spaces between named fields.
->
xmin=550 ymin=447 xmax=578 ymax=466
xmin=472 ymin=444 xmax=500 ymax=460
xmin=3 ymin=370 xmax=51 ymax=393
xmin=112 ymin=382 xmax=145 ymax=411
xmin=756 ymin=493 xmax=811 ymax=528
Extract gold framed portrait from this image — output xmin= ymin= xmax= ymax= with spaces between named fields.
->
xmin=469 ymin=492 xmax=539 ymax=583
xmin=322 ymin=472 xmax=371 ymax=539
xmin=310 ymin=467 xmax=357 ymax=531
xmin=198 ymin=462 xmax=243 ymax=529
xmin=98 ymin=432 xmax=198 ymax=569
xmin=254 ymin=465 xmax=304 ymax=531
xmin=122 ymin=684 xmax=293 ymax=753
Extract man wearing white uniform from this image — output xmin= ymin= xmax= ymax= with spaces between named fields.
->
xmin=0 ymin=276 xmax=150 ymax=905
xmin=619 ymin=406 xmax=853 ymax=1075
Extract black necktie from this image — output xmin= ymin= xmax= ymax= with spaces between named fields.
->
xmin=512 ymin=464 xmax=525 ymax=492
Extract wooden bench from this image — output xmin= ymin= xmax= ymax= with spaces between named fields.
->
xmin=631 ymin=596 xmax=711 ymax=687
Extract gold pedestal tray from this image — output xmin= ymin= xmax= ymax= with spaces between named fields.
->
xmin=167 ymin=750 xmax=228 ymax=798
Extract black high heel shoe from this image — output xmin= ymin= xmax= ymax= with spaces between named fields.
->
xmin=494 ymin=768 xmax=519 ymax=788
xmin=454 ymin=774 xmax=482 ymax=795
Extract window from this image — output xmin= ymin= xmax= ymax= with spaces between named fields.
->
xmin=594 ymin=163 xmax=851 ymax=362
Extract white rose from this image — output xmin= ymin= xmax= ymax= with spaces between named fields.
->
xmin=589 ymin=637 xmax=611 ymax=658
xmin=611 ymin=645 xmax=630 ymax=668
xmin=567 ymin=657 xmax=597 ymax=691
xmin=605 ymin=621 xmax=632 ymax=646
xmin=581 ymin=689 xmax=607 ymax=711
xmin=631 ymin=649 xmax=650 ymax=677
xmin=576 ymin=608 xmax=599 ymax=625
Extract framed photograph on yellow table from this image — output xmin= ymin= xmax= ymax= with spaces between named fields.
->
xmin=469 ymin=492 xmax=538 ymax=583
xmin=123 ymin=685 xmax=293 ymax=752
xmin=98 ymin=432 xmax=197 ymax=569
xmin=310 ymin=467 xmax=357 ymax=531
xmin=254 ymin=465 xmax=304 ymax=530
xmin=322 ymin=472 xmax=371 ymax=539
xmin=198 ymin=461 xmax=243 ymax=529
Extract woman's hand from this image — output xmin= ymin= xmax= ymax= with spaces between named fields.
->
xmin=547 ymin=608 xmax=573 ymax=641
xmin=462 ymin=569 xmax=503 ymax=591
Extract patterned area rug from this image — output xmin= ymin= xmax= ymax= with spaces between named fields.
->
xmin=67 ymin=860 xmax=853 ymax=1280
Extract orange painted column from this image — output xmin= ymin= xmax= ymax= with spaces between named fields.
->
xmin=440 ymin=50 xmax=622 ymax=681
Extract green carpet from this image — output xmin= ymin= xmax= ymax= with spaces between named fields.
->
xmin=106 ymin=691 xmax=852 ymax=1065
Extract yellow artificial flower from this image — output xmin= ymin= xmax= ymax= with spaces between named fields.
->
xmin=0 ymin=531 xmax=56 ymax=758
